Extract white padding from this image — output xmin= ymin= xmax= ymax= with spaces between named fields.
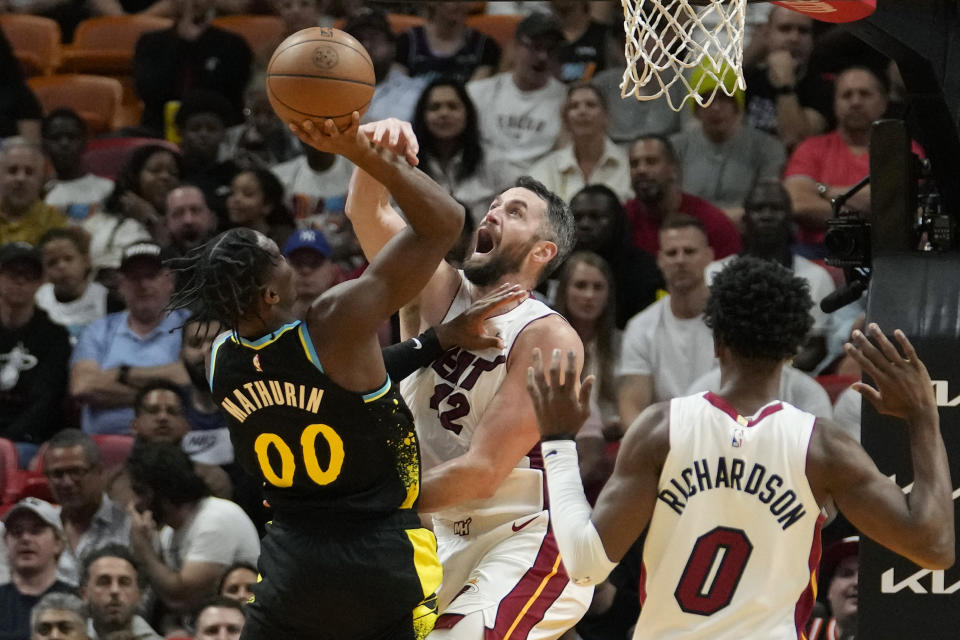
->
xmin=543 ymin=440 xmax=618 ymax=585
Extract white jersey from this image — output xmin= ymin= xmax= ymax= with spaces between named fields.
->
xmin=636 ymin=392 xmax=824 ymax=640
xmin=401 ymin=273 xmax=556 ymax=523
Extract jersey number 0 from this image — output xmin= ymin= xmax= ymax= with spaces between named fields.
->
xmin=675 ymin=527 xmax=753 ymax=616
xmin=254 ymin=424 xmax=345 ymax=487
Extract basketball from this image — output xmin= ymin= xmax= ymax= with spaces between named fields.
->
xmin=266 ymin=27 xmax=375 ymax=130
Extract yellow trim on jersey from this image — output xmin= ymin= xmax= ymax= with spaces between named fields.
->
xmin=502 ymin=554 xmax=564 ymax=640
xmin=363 ymin=377 xmax=392 ymax=403
xmin=406 ymin=527 xmax=442 ymax=640
xmin=297 ymin=322 xmax=323 ymax=371
xmin=234 ymin=322 xmax=301 ymax=350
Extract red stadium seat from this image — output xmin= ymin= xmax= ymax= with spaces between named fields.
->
xmin=81 ymin=137 xmax=177 ymax=180
xmin=0 ymin=438 xmax=21 ymax=504
xmin=815 ymin=374 xmax=860 ymax=404
xmin=91 ymin=434 xmax=135 ymax=471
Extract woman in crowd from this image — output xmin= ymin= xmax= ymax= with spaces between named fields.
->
xmin=530 ymin=83 xmax=631 ymax=203
xmin=395 ymin=2 xmax=501 ymax=83
xmin=84 ymin=144 xmax=181 ymax=281
xmin=552 ymin=251 xmax=621 ymax=500
xmin=218 ymin=562 xmax=259 ymax=606
xmin=36 ymin=227 xmax=110 ymax=343
xmin=411 ymin=77 xmax=498 ymax=224
xmin=226 ymin=168 xmax=296 ymax=246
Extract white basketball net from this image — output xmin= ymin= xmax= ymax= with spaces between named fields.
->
xmin=621 ymin=0 xmax=747 ymax=112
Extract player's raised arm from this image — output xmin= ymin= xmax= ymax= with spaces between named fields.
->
xmin=808 ymin=324 xmax=954 ymax=569
xmin=526 ymin=349 xmax=667 ymax=584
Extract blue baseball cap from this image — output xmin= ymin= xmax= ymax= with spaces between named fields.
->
xmin=283 ymin=229 xmax=332 ymax=258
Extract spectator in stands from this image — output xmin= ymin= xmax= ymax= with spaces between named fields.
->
xmin=0 ymin=498 xmax=76 ymax=640
xmin=178 ymin=320 xmax=232 ymax=467
xmin=133 ymin=0 xmax=252 ymax=136
xmin=42 ymin=109 xmax=114 ymax=225
xmin=671 ymin=65 xmax=786 ymax=225
xmin=625 ymin=134 xmax=741 ymax=258
xmin=221 ymin=87 xmax=301 ymax=170
xmin=411 ymin=78 xmax=498 ymax=224
xmin=531 ymin=83 xmax=631 ymax=203
xmin=0 ymin=30 xmax=41 ymax=142
xmin=617 ymin=214 xmax=717 ymax=429
xmin=807 ymin=536 xmax=859 ymax=640
xmin=0 ymin=243 xmax=71 ymax=465
xmin=272 ymin=140 xmax=353 ymax=227
xmin=343 ymin=8 xmax=429 ymax=123
xmin=552 ymin=0 xmax=609 ymax=83
xmin=43 ymin=429 xmax=131 ymax=587
xmin=126 ymin=444 xmax=259 ymax=624
xmin=108 ymin=380 xmax=232 ymax=505
xmin=686 ymin=360 xmax=833 ymax=417
xmin=70 ymin=242 xmax=190 ymax=436
xmin=467 ymin=11 xmax=568 ymax=183
xmin=396 ymin=2 xmax=501 ymax=83
xmin=552 ymin=251 xmax=620 ymax=494
xmin=704 ymin=178 xmax=835 ymax=371
xmin=86 ymin=145 xmax=181 ymax=280
xmin=272 ymin=0 xmax=334 ymax=41
xmin=283 ymin=229 xmax=340 ymax=320
xmin=216 ymin=562 xmax=256 ymax=605
xmin=590 ymin=25 xmax=682 ymax=146
xmin=36 ymin=228 xmax=109 ymax=343
xmin=784 ymin=66 xmax=893 ymax=253
xmin=29 ymin=592 xmax=89 ymax=640
xmin=568 ymin=184 xmax=661 ymax=328
xmin=225 ymin=168 xmax=295 ymax=247
xmin=743 ymin=6 xmax=831 ymax=150
xmin=80 ymin=544 xmax=161 ymax=640
xmin=176 ymin=91 xmax=241 ymax=224
xmin=162 ymin=186 xmax=218 ymax=260
xmin=0 ymin=139 xmax=67 ymax=247
xmin=192 ymin=597 xmax=245 ymax=640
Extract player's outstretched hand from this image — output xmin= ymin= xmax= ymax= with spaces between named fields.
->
xmin=289 ymin=112 xmax=369 ymax=158
xmin=359 ymin=118 xmax=419 ymax=167
xmin=435 ymin=283 xmax=527 ymax=351
xmin=526 ymin=348 xmax=594 ymax=439
xmin=844 ymin=323 xmax=937 ymax=422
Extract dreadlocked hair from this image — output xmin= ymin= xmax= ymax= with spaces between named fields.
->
xmin=705 ymin=256 xmax=814 ymax=362
xmin=166 ymin=228 xmax=279 ymax=335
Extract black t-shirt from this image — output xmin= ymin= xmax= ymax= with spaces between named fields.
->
xmin=0 ymin=580 xmax=76 ymax=640
xmin=0 ymin=309 xmax=72 ymax=443
xmin=209 ymin=321 xmax=423 ymax=523
xmin=743 ymin=64 xmax=834 ymax=138
xmin=395 ymin=26 xmax=501 ymax=83
xmin=0 ymin=31 xmax=42 ymax=138
xmin=559 ymin=21 xmax=610 ymax=83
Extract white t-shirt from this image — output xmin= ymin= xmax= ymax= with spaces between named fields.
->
xmin=364 ymin=68 xmax=430 ymax=124
xmin=832 ymin=386 xmax=861 ymax=443
xmin=618 ymin=296 xmax=717 ymax=403
xmin=159 ymin=497 xmax=260 ymax=570
xmin=35 ymin=281 xmax=109 ymax=342
xmin=467 ymin=72 xmax=567 ymax=184
xmin=44 ymin=174 xmax=114 ymax=223
xmin=705 ymin=255 xmax=836 ymax=334
xmin=272 ymin=154 xmax=354 ymax=227
xmin=686 ymin=365 xmax=833 ymax=418
xmin=81 ymin=212 xmax=152 ymax=272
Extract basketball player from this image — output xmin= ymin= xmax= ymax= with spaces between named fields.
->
xmin=169 ymin=116 xmax=465 ymax=640
xmin=526 ymin=257 xmax=954 ymax=639
xmin=297 ymin=116 xmax=593 ymax=638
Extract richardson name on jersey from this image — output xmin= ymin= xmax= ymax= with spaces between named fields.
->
xmin=220 ymin=380 xmax=324 ymax=422
xmin=658 ymin=456 xmax=807 ymax=530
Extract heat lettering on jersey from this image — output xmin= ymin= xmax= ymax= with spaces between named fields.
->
xmin=220 ymin=380 xmax=324 ymax=423
xmin=657 ymin=456 xmax=808 ymax=530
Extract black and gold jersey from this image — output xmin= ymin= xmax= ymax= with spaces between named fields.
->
xmin=209 ymin=321 xmax=422 ymax=521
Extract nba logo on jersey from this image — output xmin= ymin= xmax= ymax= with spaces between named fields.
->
xmin=731 ymin=426 xmax=744 ymax=448
xmin=253 ymin=354 xmax=263 ymax=372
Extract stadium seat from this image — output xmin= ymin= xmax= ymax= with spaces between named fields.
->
xmin=28 ymin=74 xmax=124 ymax=134
xmin=386 ymin=13 xmax=426 ymax=35
xmin=82 ymin=137 xmax=175 ymax=180
xmin=465 ymin=14 xmax=523 ymax=51
xmin=211 ymin=14 xmax=286 ymax=56
xmin=815 ymin=374 xmax=860 ymax=404
xmin=91 ymin=434 xmax=135 ymax=471
xmin=60 ymin=15 xmax=173 ymax=75
xmin=0 ymin=438 xmax=20 ymax=504
xmin=0 ymin=14 xmax=62 ymax=76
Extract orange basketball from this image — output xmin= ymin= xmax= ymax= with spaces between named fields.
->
xmin=266 ymin=27 xmax=375 ymax=130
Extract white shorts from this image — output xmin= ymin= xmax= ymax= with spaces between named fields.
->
xmin=432 ymin=510 xmax=593 ymax=639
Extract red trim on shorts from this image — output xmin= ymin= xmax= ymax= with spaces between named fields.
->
xmin=638 ymin=559 xmax=647 ymax=607
xmin=434 ymin=613 xmax=465 ymax=630
xmin=485 ymin=528 xmax=570 ymax=639
xmin=703 ymin=392 xmax=784 ymax=427
xmin=795 ymin=512 xmax=826 ymax=636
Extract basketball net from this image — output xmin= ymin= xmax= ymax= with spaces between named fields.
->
xmin=621 ymin=0 xmax=747 ymax=112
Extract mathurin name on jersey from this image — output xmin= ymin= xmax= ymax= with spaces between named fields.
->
xmin=220 ymin=379 xmax=324 ymax=423
xmin=658 ymin=456 xmax=808 ymax=530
